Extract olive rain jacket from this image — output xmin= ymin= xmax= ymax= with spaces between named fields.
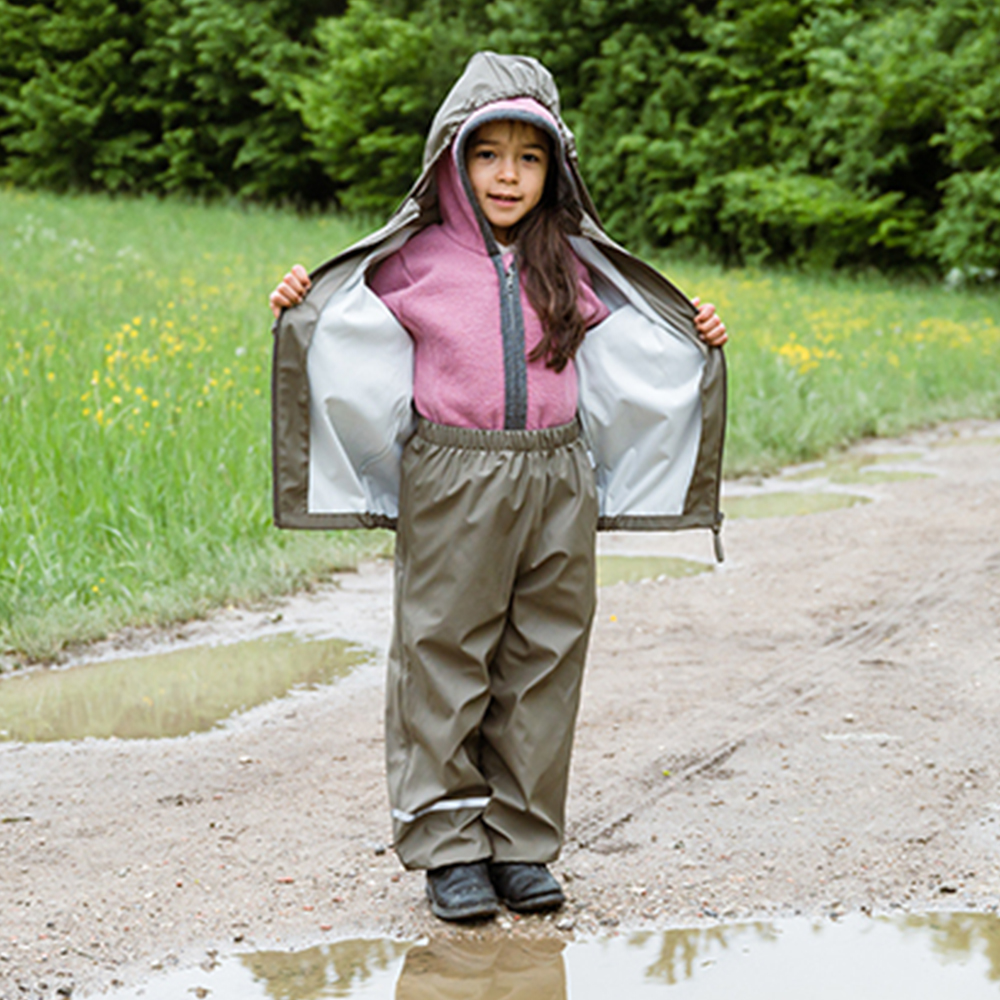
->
xmin=271 ymin=51 xmax=727 ymax=555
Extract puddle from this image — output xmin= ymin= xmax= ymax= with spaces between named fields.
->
xmin=784 ymin=451 xmax=934 ymax=484
xmin=933 ymin=434 xmax=1000 ymax=449
xmin=722 ymin=447 xmax=941 ymax=521
xmin=0 ymin=635 xmax=371 ymax=742
xmin=598 ymin=556 xmax=711 ymax=586
xmin=106 ymin=911 xmax=1000 ymax=999
xmin=723 ymin=491 xmax=871 ymax=519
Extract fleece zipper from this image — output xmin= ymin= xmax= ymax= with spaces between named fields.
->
xmin=455 ymin=135 xmax=531 ymax=431
xmin=493 ymin=254 xmax=528 ymax=430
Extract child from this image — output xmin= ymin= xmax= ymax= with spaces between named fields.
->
xmin=269 ymin=52 xmax=728 ymax=922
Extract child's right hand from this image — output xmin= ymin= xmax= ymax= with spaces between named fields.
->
xmin=269 ymin=264 xmax=312 ymax=319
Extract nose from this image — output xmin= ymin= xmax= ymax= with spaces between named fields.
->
xmin=496 ymin=155 xmax=519 ymax=182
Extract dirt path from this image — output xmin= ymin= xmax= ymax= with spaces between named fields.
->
xmin=2 ymin=421 xmax=999 ymax=998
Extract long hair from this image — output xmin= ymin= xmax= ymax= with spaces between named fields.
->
xmin=513 ymin=154 xmax=588 ymax=373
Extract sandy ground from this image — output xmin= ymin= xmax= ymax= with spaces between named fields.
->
xmin=1 ymin=420 xmax=999 ymax=998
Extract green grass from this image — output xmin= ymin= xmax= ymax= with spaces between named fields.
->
xmin=659 ymin=259 xmax=1000 ymax=474
xmin=2 ymin=187 xmax=998 ymax=662
xmin=1 ymin=187 xmax=389 ymax=663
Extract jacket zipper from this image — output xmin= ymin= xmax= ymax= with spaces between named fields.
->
xmin=498 ymin=256 xmax=528 ymax=430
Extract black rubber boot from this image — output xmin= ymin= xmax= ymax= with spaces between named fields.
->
xmin=489 ymin=862 xmax=566 ymax=913
xmin=425 ymin=861 xmax=500 ymax=921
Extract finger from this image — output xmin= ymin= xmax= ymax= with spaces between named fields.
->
xmin=692 ymin=296 xmax=701 ymax=309
xmin=701 ymin=324 xmax=728 ymax=346
xmin=286 ymin=265 xmax=311 ymax=297
xmin=283 ymin=278 xmax=309 ymax=303
xmin=269 ymin=288 xmax=292 ymax=318
xmin=282 ymin=272 xmax=306 ymax=297
xmin=269 ymin=283 xmax=300 ymax=315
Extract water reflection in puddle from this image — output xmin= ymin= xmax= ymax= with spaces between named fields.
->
xmin=243 ymin=940 xmax=411 ymax=999
xmin=112 ymin=912 xmax=1000 ymax=999
xmin=0 ymin=634 xmax=371 ymax=742
xmin=933 ymin=434 xmax=1000 ymax=449
xmin=784 ymin=451 xmax=934 ymax=485
xmin=724 ymin=491 xmax=871 ymax=519
xmin=597 ymin=556 xmax=711 ymax=586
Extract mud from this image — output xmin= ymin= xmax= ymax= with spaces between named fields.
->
xmin=1 ymin=419 xmax=998 ymax=998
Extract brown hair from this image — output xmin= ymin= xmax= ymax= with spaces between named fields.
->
xmin=513 ymin=150 xmax=588 ymax=373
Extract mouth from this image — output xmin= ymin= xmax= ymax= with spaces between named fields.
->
xmin=488 ymin=193 xmax=521 ymax=206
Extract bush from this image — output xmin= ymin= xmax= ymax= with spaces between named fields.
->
xmin=1 ymin=0 xmax=999 ymax=275
xmin=0 ymin=0 xmax=151 ymax=190
xmin=296 ymin=0 xmax=486 ymax=214
xmin=0 ymin=0 xmax=341 ymax=201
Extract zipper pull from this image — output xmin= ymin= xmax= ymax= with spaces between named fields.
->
xmin=712 ymin=519 xmax=725 ymax=563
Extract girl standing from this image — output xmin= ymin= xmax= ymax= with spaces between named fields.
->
xmin=269 ymin=52 xmax=728 ymax=922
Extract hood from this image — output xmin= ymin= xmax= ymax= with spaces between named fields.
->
xmin=409 ymin=51 xmax=602 ymax=228
xmin=424 ymin=53 xmax=566 ymax=168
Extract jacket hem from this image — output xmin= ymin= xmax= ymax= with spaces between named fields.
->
xmin=596 ymin=513 xmax=721 ymax=532
xmin=275 ymin=511 xmax=399 ymax=531
xmin=273 ymin=510 xmax=723 ymax=533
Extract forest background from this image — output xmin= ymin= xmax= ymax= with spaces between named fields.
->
xmin=2 ymin=0 xmax=1000 ymax=275
xmin=1 ymin=0 xmax=999 ymax=661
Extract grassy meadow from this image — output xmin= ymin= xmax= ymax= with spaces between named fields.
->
xmin=2 ymin=187 xmax=999 ymax=662
xmin=663 ymin=261 xmax=1000 ymax=473
xmin=1 ymin=188 xmax=387 ymax=662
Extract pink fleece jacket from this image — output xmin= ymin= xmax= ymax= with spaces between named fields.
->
xmin=368 ymin=99 xmax=609 ymax=431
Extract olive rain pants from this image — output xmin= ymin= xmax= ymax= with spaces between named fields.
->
xmin=386 ymin=418 xmax=598 ymax=871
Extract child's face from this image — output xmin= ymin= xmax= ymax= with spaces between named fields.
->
xmin=465 ymin=120 xmax=550 ymax=244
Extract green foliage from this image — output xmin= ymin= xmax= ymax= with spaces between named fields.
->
xmin=924 ymin=2 xmax=1000 ymax=276
xmin=933 ymin=168 xmax=1000 ymax=278
xmin=487 ymin=0 xmax=1000 ymax=274
xmin=297 ymin=0 xmax=487 ymax=213
xmin=1 ymin=0 xmax=999 ymax=273
xmin=0 ymin=0 xmax=341 ymax=200
xmin=0 ymin=0 xmax=150 ymax=189
xmin=133 ymin=0 xmax=343 ymax=200
xmin=714 ymin=169 xmax=908 ymax=270
xmin=540 ymin=6 xmax=705 ymax=244
xmin=707 ymin=0 xmax=1000 ymax=271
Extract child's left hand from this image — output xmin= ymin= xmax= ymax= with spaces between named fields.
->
xmin=692 ymin=297 xmax=728 ymax=347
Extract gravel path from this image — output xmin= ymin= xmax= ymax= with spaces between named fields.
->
xmin=2 ymin=420 xmax=998 ymax=998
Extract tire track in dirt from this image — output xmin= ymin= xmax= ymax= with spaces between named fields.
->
xmin=566 ymin=548 xmax=986 ymax=855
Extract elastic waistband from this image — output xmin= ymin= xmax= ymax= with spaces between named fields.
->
xmin=416 ymin=417 xmax=580 ymax=452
